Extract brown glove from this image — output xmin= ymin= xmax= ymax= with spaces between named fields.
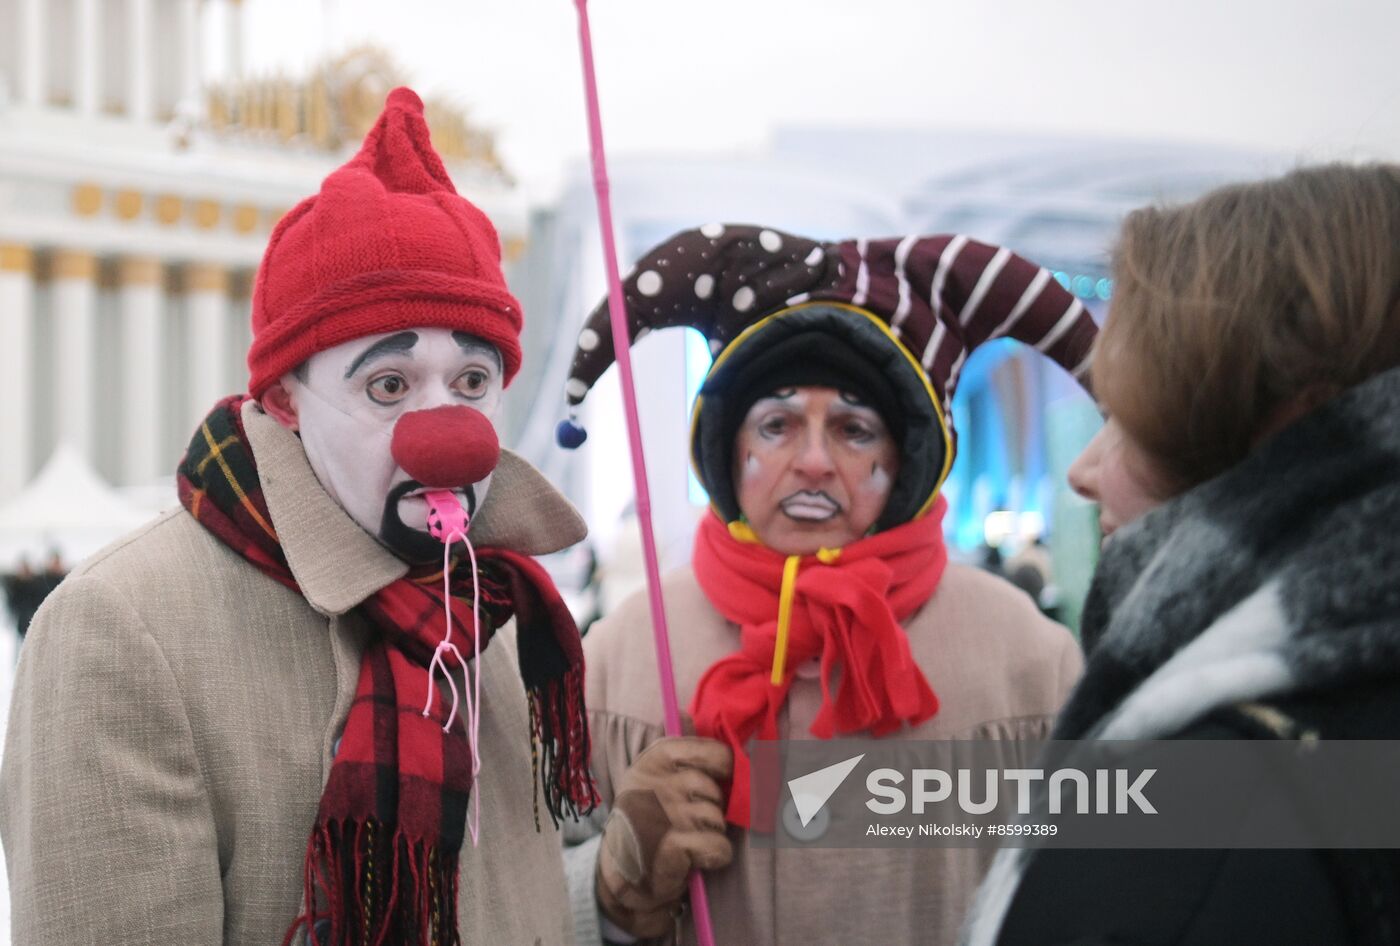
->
xmin=596 ymin=736 xmax=735 ymax=938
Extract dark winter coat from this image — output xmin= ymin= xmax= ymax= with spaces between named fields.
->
xmin=963 ymin=364 xmax=1400 ymax=946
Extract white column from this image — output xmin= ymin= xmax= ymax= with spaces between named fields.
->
xmin=19 ymin=0 xmax=46 ymax=107
xmin=52 ymin=250 xmax=99 ymax=462
xmin=127 ymin=0 xmax=153 ymax=122
xmin=119 ymin=257 xmax=164 ymax=485
xmin=185 ymin=263 xmax=229 ymax=428
xmin=226 ymin=0 xmax=244 ymax=83
xmin=0 ymin=246 xmax=35 ymax=500
xmin=75 ymin=0 xmax=101 ymax=115
xmin=176 ymin=0 xmax=202 ymax=114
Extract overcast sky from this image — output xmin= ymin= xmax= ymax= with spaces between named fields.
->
xmin=239 ymin=0 xmax=1400 ymax=201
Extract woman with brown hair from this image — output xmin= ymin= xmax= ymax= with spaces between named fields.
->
xmin=964 ymin=163 xmax=1400 ymax=945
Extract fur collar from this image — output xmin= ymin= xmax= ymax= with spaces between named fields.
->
xmin=1062 ymin=363 xmax=1400 ymax=741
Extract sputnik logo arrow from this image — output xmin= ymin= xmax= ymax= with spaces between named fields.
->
xmin=787 ymin=754 xmax=865 ymax=827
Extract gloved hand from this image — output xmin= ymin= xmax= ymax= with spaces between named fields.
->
xmin=596 ymin=736 xmax=735 ymax=938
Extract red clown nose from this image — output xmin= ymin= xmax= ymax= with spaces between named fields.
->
xmin=390 ymin=405 xmax=500 ymax=489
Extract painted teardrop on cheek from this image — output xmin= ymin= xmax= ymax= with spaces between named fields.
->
xmin=865 ymin=462 xmax=891 ymax=496
xmin=743 ymin=451 xmax=761 ymax=481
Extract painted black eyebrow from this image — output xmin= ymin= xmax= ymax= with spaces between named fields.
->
xmin=344 ymin=332 xmax=419 ymax=379
xmin=452 ymin=332 xmax=503 ymax=371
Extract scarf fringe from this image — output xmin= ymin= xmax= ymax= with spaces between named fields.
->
xmin=283 ymin=820 xmax=461 ymax=946
xmin=529 ymin=665 xmax=599 ymax=829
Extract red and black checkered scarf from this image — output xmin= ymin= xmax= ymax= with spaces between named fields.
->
xmin=177 ymin=396 xmax=596 ymax=946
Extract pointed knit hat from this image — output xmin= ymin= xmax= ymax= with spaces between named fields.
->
xmin=558 ymin=224 xmax=1097 ymax=530
xmin=246 ymin=87 xmax=523 ymax=397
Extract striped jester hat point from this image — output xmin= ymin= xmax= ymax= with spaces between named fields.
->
xmin=557 ymin=223 xmax=1098 ymax=531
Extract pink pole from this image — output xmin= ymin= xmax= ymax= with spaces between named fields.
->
xmin=569 ymin=2 xmax=719 ymax=943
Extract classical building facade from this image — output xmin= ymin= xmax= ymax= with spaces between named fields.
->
xmin=0 ymin=1 xmax=524 ymax=502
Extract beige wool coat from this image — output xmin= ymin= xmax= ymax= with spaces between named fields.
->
xmin=1 ymin=401 xmax=586 ymax=946
xmin=570 ymin=560 xmax=1083 ymax=946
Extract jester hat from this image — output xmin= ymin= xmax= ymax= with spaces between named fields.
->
xmin=558 ymin=224 xmax=1097 ymax=531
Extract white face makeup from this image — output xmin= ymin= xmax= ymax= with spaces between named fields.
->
xmin=732 ymin=386 xmax=900 ymax=555
xmin=282 ymin=327 xmax=504 ymax=561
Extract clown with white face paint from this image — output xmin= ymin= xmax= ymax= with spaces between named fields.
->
xmin=265 ymin=327 xmax=506 ymax=562
xmin=560 ymin=225 xmax=1098 ymax=946
xmin=0 ymin=88 xmax=595 ymax=946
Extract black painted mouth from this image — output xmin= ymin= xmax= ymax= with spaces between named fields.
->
xmin=377 ymin=479 xmax=478 ymax=563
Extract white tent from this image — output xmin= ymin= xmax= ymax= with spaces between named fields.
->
xmin=0 ymin=445 xmax=154 ymax=570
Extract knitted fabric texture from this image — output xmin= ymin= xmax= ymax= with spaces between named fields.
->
xmin=177 ymin=396 xmax=596 ymax=946
xmin=246 ymin=87 xmax=523 ymax=397
xmin=688 ymin=498 xmax=949 ymax=827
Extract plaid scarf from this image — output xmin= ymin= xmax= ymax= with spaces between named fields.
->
xmin=177 ymin=396 xmax=596 ymax=946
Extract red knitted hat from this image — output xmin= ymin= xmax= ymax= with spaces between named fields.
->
xmin=246 ymin=87 xmax=523 ymax=397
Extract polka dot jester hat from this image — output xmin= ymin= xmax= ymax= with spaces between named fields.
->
xmin=558 ymin=223 xmax=1098 ymax=531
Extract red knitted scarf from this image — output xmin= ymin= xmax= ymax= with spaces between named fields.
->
xmin=177 ymin=396 xmax=596 ymax=946
xmin=689 ymin=499 xmax=948 ymax=827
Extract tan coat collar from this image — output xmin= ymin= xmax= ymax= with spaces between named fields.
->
xmin=241 ymin=400 xmax=587 ymax=616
